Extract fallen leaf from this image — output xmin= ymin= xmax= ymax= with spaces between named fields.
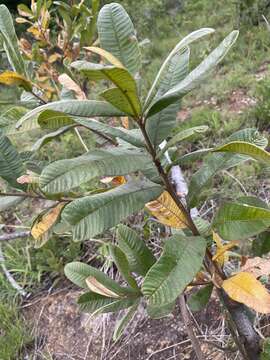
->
xmin=222 ymin=272 xmax=270 ymax=313
xmin=241 ymin=257 xmax=270 ymax=278
xmin=146 ymin=191 xmax=188 ymax=228
xmin=58 ymin=74 xmax=86 ymax=100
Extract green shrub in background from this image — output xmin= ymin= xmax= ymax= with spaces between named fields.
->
xmin=236 ymin=0 xmax=270 ymax=26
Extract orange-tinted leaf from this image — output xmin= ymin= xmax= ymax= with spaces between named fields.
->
xmin=241 ymin=257 xmax=270 ymax=278
xmin=85 ymin=276 xmax=121 ymax=298
xmin=100 ymin=176 xmax=126 ymax=186
xmin=58 ymin=74 xmax=86 ymax=100
xmin=0 ymin=71 xmax=32 ymax=91
xmin=222 ymin=272 xmax=270 ymax=313
xmin=146 ymin=191 xmax=188 ymax=228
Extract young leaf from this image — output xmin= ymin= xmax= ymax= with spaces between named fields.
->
xmin=222 ymin=272 xmax=270 ymax=314
xmin=116 ymin=224 xmax=156 ymax=276
xmin=144 ymin=28 xmax=215 ymax=110
xmin=113 ymin=300 xmax=139 ymax=341
xmin=71 ymin=62 xmax=141 ymax=117
xmin=64 ymin=261 xmax=136 ymax=296
xmin=146 ymin=191 xmax=189 ymax=229
xmin=78 ymin=292 xmax=138 ymax=314
xmin=40 ymin=148 xmax=151 ymax=194
xmin=212 ymin=231 xmax=238 ymax=266
xmin=62 ymin=179 xmax=162 ymax=241
xmin=0 ymin=71 xmax=32 ymax=91
xmin=16 ymin=100 xmax=124 ymax=131
xmin=145 ymin=47 xmax=190 ymax=148
xmin=187 ymin=284 xmax=213 ymax=312
xmin=31 ymin=203 xmax=65 ymax=248
xmin=214 ymin=141 xmax=270 ymax=165
xmin=213 ymin=201 xmax=270 ymax=240
xmin=109 ymin=244 xmax=139 ymax=290
xmin=97 ymin=3 xmax=141 ymax=75
xmin=142 ymin=235 xmax=206 ymax=306
xmin=147 ymin=31 xmax=239 ymax=117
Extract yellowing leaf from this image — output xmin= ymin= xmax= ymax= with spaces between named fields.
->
xmin=58 ymin=74 xmax=86 ymax=100
xmin=84 ymin=46 xmax=124 ymax=68
xmin=27 ymin=25 xmax=42 ymax=39
xmin=212 ymin=231 xmax=238 ymax=265
xmin=146 ymin=191 xmax=188 ymax=228
xmin=241 ymin=257 xmax=270 ymax=278
xmin=31 ymin=203 xmax=65 ymax=247
xmin=100 ymin=176 xmax=126 ymax=186
xmin=85 ymin=276 xmax=120 ymax=298
xmin=0 ymin=71 xmax=32 ymax=91
xmin=222 ymin=272 xmax=270 ymax=313
xmin=121 ymin=116 xmax=129 ymax=129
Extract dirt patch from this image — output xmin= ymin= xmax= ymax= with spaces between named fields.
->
xmin=23 ymin=288 xmax=232 ymax=360
xmin=228 ymin=89 xmax=256 ymax=113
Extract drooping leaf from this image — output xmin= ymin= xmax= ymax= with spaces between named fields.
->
xmin=116 ymin=224 xmax=156 ymax=276
xmin=187 ymin=284 xmax=213 ymax=312
xmin=222 ymin=272 xmax=270 ymax=314
xmin=64 ymin=261 xmax=136 ymax=296
xmin=31 ymin=203 xmax=65 ymax=248
xmin=0 ymin=196 xmax=24 ymax=212
xmin=157 ymin=125 xmax=208 ymax=159
xmin=145 ymin=191 xmax=189 ymax=229
xmin=113 ymin=300 xmax=139 ymax=341
xmin=214 ymin=141 xmax=270 ymax=165
xmin=213 ymin=201 xmax=270 ymax=240
xmin=31 ymin=125 xmax=75 ymax=151
xmin=109 ymin=244 xmax=139 ymax=290
xmin=144 ymin=28 xmax=215 ymax=110
xmin=0 ymin=5 xmax=27 ymax=76
xmin=97 ymin=3 xmax=141 ymax=75
xmin=145 ymin=47 xmax=190 ymax=148
xmin=187 ymin=128 xmax=268 ymax=208
xmin=40 ymin=148 xmax=151 ymax=194
xmin=78 ymin=292 xmax=138 ymax=314
xmin=16 ymin=100 xmax=124 ymax=131
xmin=142 ymin=235 xmax=206 ymax=306
xmin=62 ymin=179 xmax=162 ymax=241
xmin=0 ymin=132 xmax=25 ymax=189
xmin=0 ymin=71 xmax=32 ymax=91
xmin=71 ymin=62 xmax=141 ymax=117
xmin=147 ymin=31 xmax=239 ymax=117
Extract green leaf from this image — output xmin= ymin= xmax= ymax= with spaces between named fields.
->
xmin=252 ymin=232 xmax=270 ymax=257
xmin=0 ymin=196 xmax=24 ymax=212
xmin=142 ymin=235 xmax=206 ymax=306
xmin=171 ymin=148 xmax=212 ymax=166
xmin=145 ymin=47 xmax=190 ymax=148
xmin=62 ymin=179 xmax=162 ymax=241
xmin=38 ymin=110 xmax=74 ymax=129
xmin=147 ymin=300 xmax=176 ymax=319
xmin=0 ymin=133 xmax=25 ymax=189
xmin=187 ymin=128 xmax=268 ymax=208
xmin=157 ymin=125 xmax=208 ymax=159
xmin=0 ymin=5 xmax=27 ymax=76
xmin=109 ymin=244 xmax=139 ymax=290
xmin=97 ymin=3 xmax=141 ymax=75
xmin=116 ymin=224 xmax=156 ymax=276
xmin=261 ymin=338 xmax=270 ymax=360
xmin=213 ymin=201 xmax=270 ymax=240
xmin=144 ymin=28 xmax=215 ymax=110
xmin=64 ymin=261 xmax=136 ymax=296
xmin=16 ymin=100 xmax=124 ymax=131
xmin=71 ymin=62 xmax=141 ymax=117
xmin=78 ymin=292 xmax=138 ymax=314
xmin=31 ymin=125 xmax=75 ymax=151
xmin=40 ymin=148 xmax=151 ymax=194
xmin=187 ymin=284 xmax=213 ymax=312
xmin=214 ymin=141 xmax=270 ymax=164
xmin=74 ymin=117 xmax=144 ymax=148
xmin=113 ymin=300 xmax=139 ymax=341
xmin=147 ymin=31 xmax=239 ymax=118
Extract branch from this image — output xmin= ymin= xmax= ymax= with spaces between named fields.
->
xmin=179 ymin=295 xmax=206 ymax=360
xmin=0 ymin=231 xmax=30 ymax=242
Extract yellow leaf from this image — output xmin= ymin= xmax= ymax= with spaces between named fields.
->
xmin=48 ymin=53 xmax=62 ymax=64
xmin=27 ymin=25 xmax=42 ymax=39
xmin=84 ymin=46 xmax=124 ymax=68
xmin=31 ymin=203 xmax=65 ymax=246
xmin=212 ymin=232 xmax=238 ymax=265
xmin=222 ymin=272 xmax=270 ymax=313
xmin=0 ymin=71 xmax=32 ymax=91
xmin=241 ymin=257 xmax=270 ymax=278
xmin=85 ymin=276 xmax=120 ymax=298
xmin=145 ymin=191 xmax=188 ymax=228
xmin=58 ymin=74 xmax=86 ymax=100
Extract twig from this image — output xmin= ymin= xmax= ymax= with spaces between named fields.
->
xmin=0 ymin=231 xmax=30 ymax=242
xmin=74 ymin=127 xmax=89 ymax=152
xmin=179 ymin=295 xmax=206 ymax=360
